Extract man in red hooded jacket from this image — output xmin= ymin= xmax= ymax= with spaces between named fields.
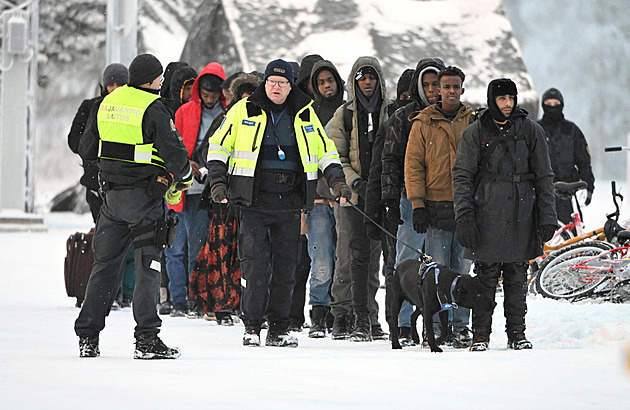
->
xmin=166 ymin=62 xmax=227 ymax=317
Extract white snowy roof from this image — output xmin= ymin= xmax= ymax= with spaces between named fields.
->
xmin=178 ymin=0 xmax=537 ymax=112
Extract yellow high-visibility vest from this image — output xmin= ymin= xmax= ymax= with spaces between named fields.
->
xmin=97 ymin=85 xmax=165 ymax=169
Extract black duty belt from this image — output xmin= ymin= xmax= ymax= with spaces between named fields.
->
xmin=260 ymin=171 xmax=299 ymax=187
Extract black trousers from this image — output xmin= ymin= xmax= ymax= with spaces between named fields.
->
xmin=238 ymin=207 xmax=301 ymax=331
xmin=337 ymin=205 xmax=372 ymax=316
xmin=75 ymin=187 xmax=164 ymax=339
xmin=472 ymin=261 xmax=528 ymax=333
xmin=289 ymin=235 xmax=311 ymax=325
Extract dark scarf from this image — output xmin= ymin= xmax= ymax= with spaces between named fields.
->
xmin=355 ymin=82 xmax=382 ymax=142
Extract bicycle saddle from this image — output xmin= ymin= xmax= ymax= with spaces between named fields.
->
xmin=616 ymin=230 xmax=630 ymax=245
xmin=554 ymin=181 xmax=588 ymax=199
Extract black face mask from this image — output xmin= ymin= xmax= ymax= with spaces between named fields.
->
xmin=542 ymin=104 xmax=563 ymax=122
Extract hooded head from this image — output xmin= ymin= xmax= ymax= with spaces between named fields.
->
xmin=541 ymin=87 xmax=564 ymax=122
xmin=409 ymin=57 xmax=446 ymax=108
xmin=310 ymin=60 xmax=344 ymax=101
xmin=347 ymin=56 xmax=386 ymax=112
xmin=396 ymin=68 xmax=415 ymax=101
xmin=128 ymin=54 xmax=163 ymax=88
xmin=170 ymin=65 xmax=198 ymax=106
xmin=296 ymin=54 xmax=324 ymax=97
xmin=229 ymin=72 xmax=262 ymax=102
xmin=160 ymin=61 xmax=188 ymax=98
xmin=487 ymin=78 xmax=518 ymax=122
xmin=189 ymin=62 xmax=227 ymax=110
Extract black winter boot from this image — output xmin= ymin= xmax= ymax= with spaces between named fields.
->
xmin=243 ymin=327 xmax=261 ymax=347
xmin=349 ymin=312 xmax=372 ymax=342
xmin=469 ymin=328 xmax=490 ymax=352
xmin=134 ymin=334 xmax=181 ymax=359
xmin=331 ymin=314 xmax=349 ymax=340
xmin=266 ymin=329 xmax=298 ymax=347
xmin=308 ymin=306 xmax=327 ymax=338
xmin=507 ymin=325 xmax=533 ymax=350
xmin=79 ymin=334 xmax=100 ymax=358
xmin=398 ymin=326 xmax=415 ymax=347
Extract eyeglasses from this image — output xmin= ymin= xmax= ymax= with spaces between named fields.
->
xmin=266 ymin=79 xmax=290 ymax=88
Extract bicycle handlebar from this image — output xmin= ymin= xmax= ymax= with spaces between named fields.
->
xmin=605 ymin=146 xmax=624 ymax=152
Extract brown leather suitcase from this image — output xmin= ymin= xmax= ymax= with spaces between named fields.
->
xmin=64 ymin=228 xmax=95 ymax=307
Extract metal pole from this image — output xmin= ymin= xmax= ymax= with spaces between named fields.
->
xmin=106 ymin=0 xmax=137 ymax=66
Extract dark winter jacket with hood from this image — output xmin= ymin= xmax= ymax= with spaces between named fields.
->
xmin=381 ymin=57 xmax=445 ymax=206
xmin=167 ymin=65 xmax=198 ymax=114
xmin=296 ymin=54 xmax=323 ymax=98
xmin=309 ymin=60 xmax=346 ymax=201
xmin=160 ymin=61 xmax=189 ymax=115
xmin=537 ymin=101 xmax=594 ymax=193
xmin=328 ymin=56 xmax=389 ymax=206
xmin=310 ymin=59 xmax=345 ymax=127
xmin=453 ymin=107 xmax=557 ymax=262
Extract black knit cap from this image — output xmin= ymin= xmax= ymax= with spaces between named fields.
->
xmin=264 ymin=59 xmax=295 ymax=85
xmin=542 ymin=87 xmax=564 ymax=106
xmin=128 ymin=53 xmax=163 ymax=86
xmin=102 ymin=63 xmax=128 ymax=87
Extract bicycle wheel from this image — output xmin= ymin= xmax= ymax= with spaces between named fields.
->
xmin=536 ymin=242 xmax=614 ymax=300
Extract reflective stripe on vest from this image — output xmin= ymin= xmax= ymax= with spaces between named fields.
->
xmin=97 ymin=85 xmax=165 ymax=168
xmin=209 ymin=98 xmax=341 ymax=181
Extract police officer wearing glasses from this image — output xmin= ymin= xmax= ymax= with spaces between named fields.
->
xmin=75 ymin=53 xmax=193 ymax=359
xmin=206 ymin=59 xmax=351 ymax=348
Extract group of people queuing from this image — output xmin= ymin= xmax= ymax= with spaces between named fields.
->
xmin=69 ymin=48 xmax=594 ymax=358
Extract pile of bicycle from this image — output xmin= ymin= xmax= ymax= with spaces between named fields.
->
xmin=528 ymin=178 xmax=630 ymax=303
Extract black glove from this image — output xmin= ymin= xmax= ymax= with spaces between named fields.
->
xmin=538 ymin=224 xmax=557 ymax=243
xmin=211 ymin=183 xmax=228 ymax=203
xmin=455 ymin=217 xmax=479 ymax=249
xmin=585 ymin=190 xmax=593 ymax=206
xmin=412 ymin=208 xmax=429 ymax=234
xmin=332 ymin=181 xmax=352 ymax=202
xmin=384 ymin=200 xmax=403 ymax=226
xmin=352 ymin=179 xmax=368 ymax=199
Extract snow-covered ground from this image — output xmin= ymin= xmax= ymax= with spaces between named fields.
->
xmin=1 ymin=189 xmax=630 ymax=409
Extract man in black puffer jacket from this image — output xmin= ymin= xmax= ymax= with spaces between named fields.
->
xmin=537 ymin=87 xmax=595 ymax=224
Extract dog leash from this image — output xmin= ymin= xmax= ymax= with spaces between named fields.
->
xmin=345 ymin=200 xmax=460 ymax=309
xmin=346 ymin=200 xmax=433 ymax=264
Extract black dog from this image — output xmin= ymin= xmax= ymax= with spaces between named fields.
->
xmin=388 ymin=258 xmax=496 ymax=352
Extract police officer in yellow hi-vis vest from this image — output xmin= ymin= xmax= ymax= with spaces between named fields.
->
xmin=206 ymin=59 xmax=351 ymax=348
xmin=75 ymin=54 xmax=193 ymax=359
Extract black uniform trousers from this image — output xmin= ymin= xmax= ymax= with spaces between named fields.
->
xmin=472 ymin=261 xmax=528 ymax=333
xmin=238 ymin=207 xmax=301 ymax=331
xmin=75 ymin=187 xmax=164 ymax=339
